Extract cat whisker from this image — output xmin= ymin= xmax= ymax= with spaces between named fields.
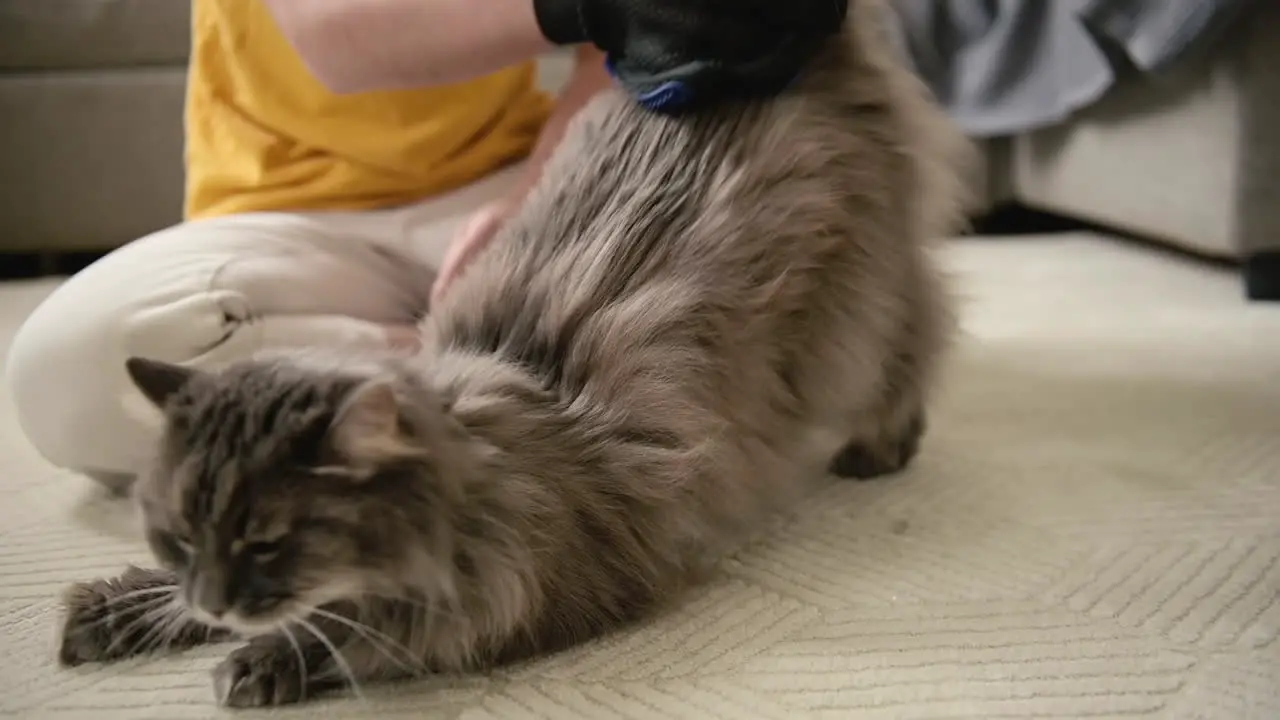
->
xmin=98 ymin=585 xmax=178 ymax=608
xmin=357 ymin=592 xmax=430 ymax=611
xmin=308 ymin=607 xmax=427 ymax=676
xmin=63 ymin=593 xmax=171 ymax=639
xmin=278 ymin=624 xmax=310 ymax=702
xmin=129 ymin=607 xmax=170 ymax=655
xmin=203 ymin=623 xmax=224 ymax=644
xmin=294 ymin=616 xmax=364 ymax=701
xmin=359 ymin=592 xmax=467 ymax=623
xmin=108 ymin=598 xmax=181 ymax=657
xmin=144 ymin=602 xmax=189 ymax=655
xmin=143 ymin=602 xmax=189 ymax=654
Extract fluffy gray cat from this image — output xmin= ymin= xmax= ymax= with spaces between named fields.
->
xmin=56 ymin=0 xmax=974 ymax=708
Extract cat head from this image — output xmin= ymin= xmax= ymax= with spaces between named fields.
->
xmin=123 ymin=353 xmax=461 ymax=634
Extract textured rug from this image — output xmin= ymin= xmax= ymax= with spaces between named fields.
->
xmin=1 ymin=233 xmax=1277 ymax=719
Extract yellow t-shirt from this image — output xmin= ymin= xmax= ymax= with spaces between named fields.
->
xmin=184 ymin=0 xmax=554 ymax=220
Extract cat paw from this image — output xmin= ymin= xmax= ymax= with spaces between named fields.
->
xmin=213 ymin=642 xmax=308 ymax=708
xmin=58 ymin=580 xmax=121 ymax=666
xmin=58 ymin=567 xmax=205 ymax=667
xmin=58 ymin=569 xmax=176 ymax=666
xmin=830 ymin=412 xmax=925 ymax=481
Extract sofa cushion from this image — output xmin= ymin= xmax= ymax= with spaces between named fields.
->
xmin=0 ymin=0 xmax=190 ymax=71
xmin=0 ymin=68 xmax=188 ymax=252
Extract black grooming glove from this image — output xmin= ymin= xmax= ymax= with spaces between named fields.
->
xmin=533 ymin=0 xmax=849 ymax=114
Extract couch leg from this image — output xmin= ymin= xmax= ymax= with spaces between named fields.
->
xmin=1244 ymin=252 xmax=1280 ymax=301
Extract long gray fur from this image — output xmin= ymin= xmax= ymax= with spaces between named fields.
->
xmin=57 ymin=0 xmax=975 ymax=707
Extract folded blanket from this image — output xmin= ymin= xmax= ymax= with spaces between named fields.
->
xmin=885 ymin=0 xmax=1257 ymax=137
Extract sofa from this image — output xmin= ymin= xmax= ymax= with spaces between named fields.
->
xmin=1 ymin=1 xmax=1276 ymax=299
xmin=0 ymin=0 xmax=190 ymax=255
xmin=973 ymin=0 xmax=1280 ymax=300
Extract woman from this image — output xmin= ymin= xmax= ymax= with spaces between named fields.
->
xmin=4 ymin=0 xmax=847 ymax=488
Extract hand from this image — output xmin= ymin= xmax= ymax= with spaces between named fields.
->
xmin=429 ymin=45 xmax=611 ymax=306
xmin=534 ymin=0 xmax=849 ymax=113
xmin=431 ymin=196 xmax=518 ymax=305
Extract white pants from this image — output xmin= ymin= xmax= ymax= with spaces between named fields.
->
xmin=5 ymin=166 xmax=520 ymax=483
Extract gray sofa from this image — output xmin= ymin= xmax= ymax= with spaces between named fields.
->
xmin=974 ymin=0 xmax=1280 ymax=299
xmin=1 ymin=1 xmax=1276 ymax=298
xmin=0 ymin=0 xmax=189 ymax=254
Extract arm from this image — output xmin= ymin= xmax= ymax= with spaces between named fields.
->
xmin=262 ymin=0 xmax=847 ymax=112
xmin=261 ymin=0 xmax=554 ymax=93
xmin=509 ymin=45 xmax=612 ymax=200
xmin=430 ymin=46 xmax=613 ymax=303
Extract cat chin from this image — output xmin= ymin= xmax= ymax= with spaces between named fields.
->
xmin=209 ymin=587 xmax=358 ymax=636
xmin=184 ymin=606 xmax=301 ymax=637
xmin=222 ymin=616 xmax=289 ymax=638
xmin=183 ymin=578 xmax=368 ymax=636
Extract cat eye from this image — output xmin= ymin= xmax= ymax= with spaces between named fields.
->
xmin=244 ymin=540 xmax=282 ymax=561
xmin=151 ymin=531 xmax=193 ymax=568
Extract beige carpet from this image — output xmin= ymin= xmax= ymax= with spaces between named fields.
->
xmin=1 ymin=233 xmax=1278 ymax=719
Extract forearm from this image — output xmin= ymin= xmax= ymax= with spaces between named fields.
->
xmin=508 ymin=47 xmax=613 ymax=199
xmin=262 ymin=0 xmax=555 ymax=93
xmin=428 ymin=47 xmax=613 ymax=301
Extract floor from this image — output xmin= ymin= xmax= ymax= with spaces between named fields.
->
xmin=0 ymin=233 xmax=1277 ymax=718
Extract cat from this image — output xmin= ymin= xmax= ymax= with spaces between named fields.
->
xmin=56 ymin=0 xmax=975 ymax=708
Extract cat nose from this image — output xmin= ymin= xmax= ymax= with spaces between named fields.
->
xmin=191 ymin=573 xmax=231 ymax=618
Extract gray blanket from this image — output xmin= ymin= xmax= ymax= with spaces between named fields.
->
xmin=885 ymin=0 xmax=1257 ymax=137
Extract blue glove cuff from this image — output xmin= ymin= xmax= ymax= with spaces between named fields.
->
xmin=605 ymin=56 xmax=694 ymax=113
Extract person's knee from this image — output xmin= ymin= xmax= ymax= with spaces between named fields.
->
xmin=4 ymin=227 xmax=262 ymax=476
xmin=6 ymin=210 xmax=425 ymax=475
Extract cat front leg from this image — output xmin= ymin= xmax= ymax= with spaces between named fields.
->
xmin=828 ymin=320 xmax=939 ymax=482
xmin=212 ymin=630 xmax=341 ymax=707
xmin=58 ymin=565 xmax=228 ymax=666
xmin=829 ymin=408 xmax=926 ymax=480
xmin=213 ymin=603 xmax=427 ymax=708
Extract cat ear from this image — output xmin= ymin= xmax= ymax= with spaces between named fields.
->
xmin=327 ymin=378 xmax=425 ymax=474
xmin=125 ymin=357 xmax=197 ymax=408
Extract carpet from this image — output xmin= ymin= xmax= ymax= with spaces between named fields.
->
xmin=1 ymin=233 xmax=1277 ymax=718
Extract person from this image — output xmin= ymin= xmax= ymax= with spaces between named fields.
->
xmin=4 ymin=0 xmax=848 ymax=490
